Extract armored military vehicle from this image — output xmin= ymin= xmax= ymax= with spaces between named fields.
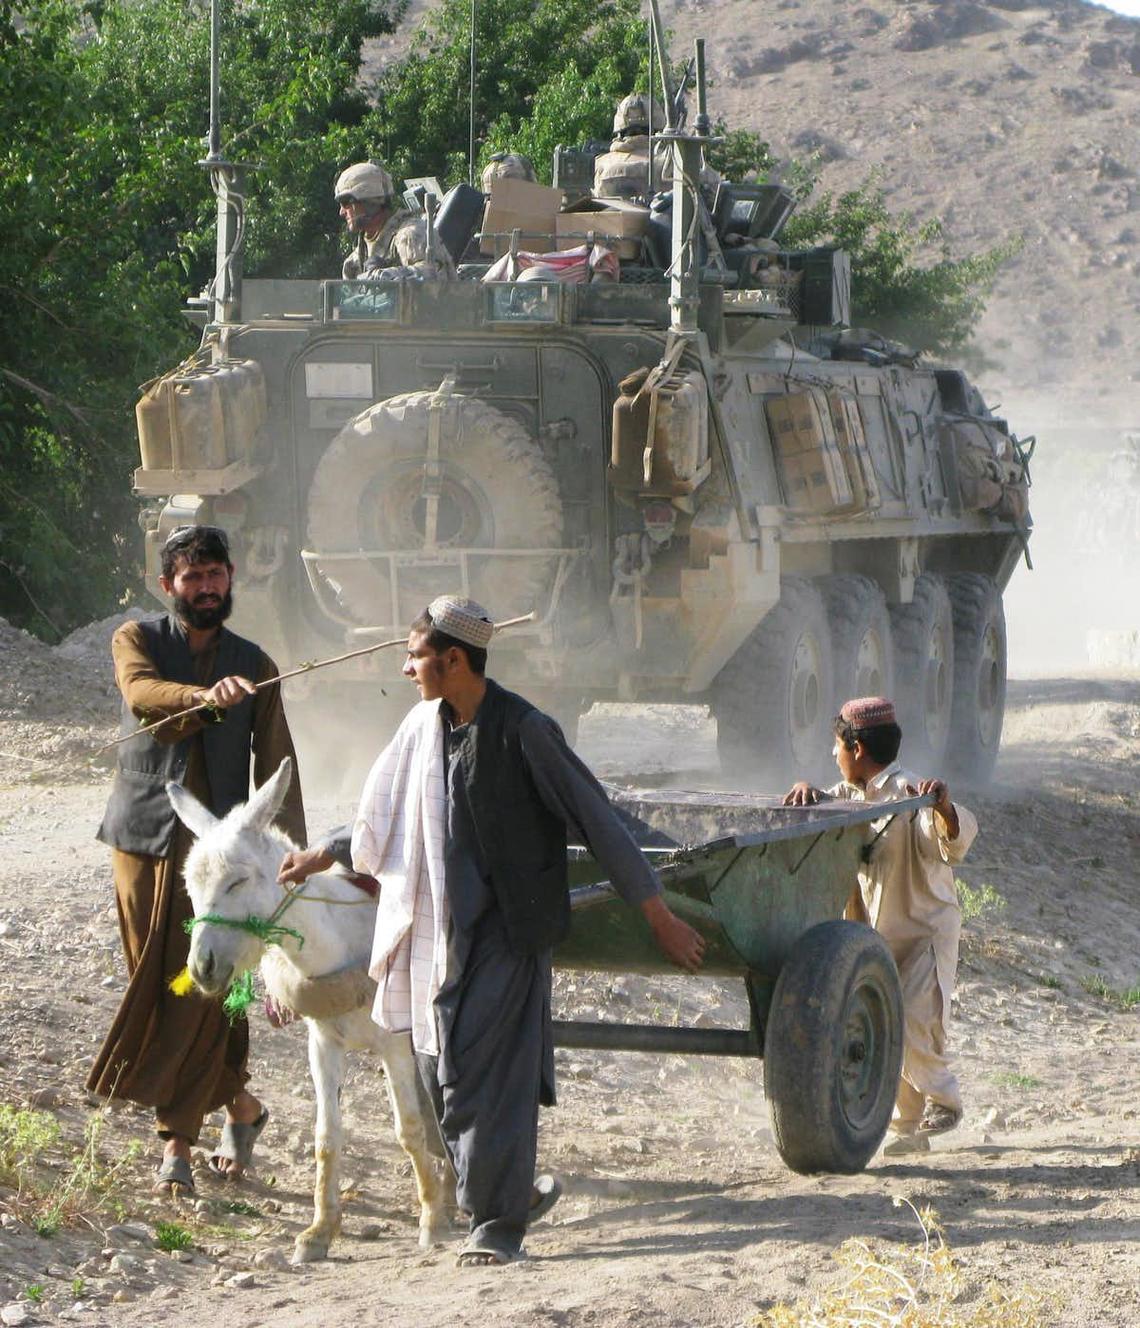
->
xmin=133 ymin=3 xmax=1032 ymax=785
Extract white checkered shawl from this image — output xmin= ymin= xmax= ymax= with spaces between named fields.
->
xmin=351 ymin=700 xmax=449 ymax=1056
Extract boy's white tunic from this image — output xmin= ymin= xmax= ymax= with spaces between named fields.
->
xmin=832 ymin=761 xmax=978 ymax=1122
xmin=350 ymin=700 xmax=449 ymax=1056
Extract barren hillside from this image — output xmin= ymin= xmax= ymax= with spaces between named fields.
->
xmin=371 ymin=0 xmax=1140 ymax=430
xmin=663 ymin=0 xmax=1139 ymax=430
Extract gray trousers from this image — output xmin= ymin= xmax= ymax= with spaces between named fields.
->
xmin=422 ymin=908 xmax=554 ymax=1257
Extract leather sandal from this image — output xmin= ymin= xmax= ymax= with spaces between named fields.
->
xmin=208 ymin=1107 xmax=269 ymax=1179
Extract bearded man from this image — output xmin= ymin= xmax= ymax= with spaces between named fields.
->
xmin=88 ymin=524 xmax=305 ymax=1194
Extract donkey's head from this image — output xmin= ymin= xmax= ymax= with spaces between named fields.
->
xmin=168 ymin=757 xmax=297 ymax=996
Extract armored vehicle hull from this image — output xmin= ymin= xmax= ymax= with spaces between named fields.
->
xmin=137 ymin=0 xmax=1030 ymax=786
xmin=135 ymin=269 xmax=1029 ymax=784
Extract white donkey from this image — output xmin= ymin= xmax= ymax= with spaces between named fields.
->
xmin=168 ymin=757 xmax=451 ymax=1263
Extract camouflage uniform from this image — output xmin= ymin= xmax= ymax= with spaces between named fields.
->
xmin=592 ymin=136 xmax=670 ymax=202
xmin=593 ymin=92 xmax=722 ymax=204
xmin=342 ymin=209 xmax=456 ymax=281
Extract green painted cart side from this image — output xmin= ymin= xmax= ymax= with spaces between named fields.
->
xmin=553 ymin=792 xmax=934 ymax=1174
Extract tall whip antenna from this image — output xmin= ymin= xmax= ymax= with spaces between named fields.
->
xmin=201 ymin=0 xmax=245 ymax=327
xmin=468 ymin=0 xmax=477 ymax=186
xmin=648 ymin=12 xmax=655 ymax=149
xmin=207 ymin=0 xmax=222 ymax=161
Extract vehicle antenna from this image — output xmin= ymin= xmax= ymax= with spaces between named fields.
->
xmin=200 ymin=0 xmax=245 ymax=328
xmin=648 ymin=17 xmax=655 ymax=148
xmin=206 ymin=0 xmax=222 ymax=162
xmin=647 ymin=0 xmax=677 ymax=130
xmin=468 ymin=0 xmax=477 ymax=187
xmin=694 ymin=38 xmax=710 ymax=137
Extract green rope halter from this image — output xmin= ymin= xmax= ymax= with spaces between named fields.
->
xmin=184 ymin=913 xmax=306 ymax=948
xmin=183 ymin=913 xmax=306 ymax=1021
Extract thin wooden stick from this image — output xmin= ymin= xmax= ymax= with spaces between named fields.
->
xmin=95 ymin=611 xmax=536 ymax=753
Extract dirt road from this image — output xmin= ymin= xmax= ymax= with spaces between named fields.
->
xmin=1 ymin=619 xmax=1137 ymax=1325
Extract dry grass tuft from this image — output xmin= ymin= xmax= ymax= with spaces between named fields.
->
xmin=755 ymin=1198 xmax=1057 ymax=1328
xmin=0 ymin=1102 xmax=140 ymax=1235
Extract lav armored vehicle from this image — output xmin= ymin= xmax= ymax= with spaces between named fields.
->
xmin=133 ymin=3 xmax=1031 ymax=785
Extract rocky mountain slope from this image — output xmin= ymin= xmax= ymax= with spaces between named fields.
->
xmin=662 ymin=0 xmax=1139 ymax=431
xmin=372 ymin=0 xmax=1139 ymax=431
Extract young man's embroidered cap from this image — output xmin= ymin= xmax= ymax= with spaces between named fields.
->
xmin=839 ymin=696 xmax=897 ymax=728
xmin=427 ymin=595 xmax=495 ymax=648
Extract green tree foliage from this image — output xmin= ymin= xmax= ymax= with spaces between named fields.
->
xmin=705 ymin=125 xmax=777 ymax=184
xmin=373 ymin=0 xmax=648 ymax=185
xmin=783 ymin=180 xmax=1019 ymax=355
xmin=0 ymin=0 xmax=400 ymax=636
xmin=0 ymin=0 xmax=1014 ymax=639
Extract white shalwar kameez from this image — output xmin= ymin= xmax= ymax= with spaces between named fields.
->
xmin=830 ymin=762 xmax=978 ymax=1132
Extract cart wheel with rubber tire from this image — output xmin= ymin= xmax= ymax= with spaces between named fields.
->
xmin=764 ymin=920 xmax=903 ymax=1174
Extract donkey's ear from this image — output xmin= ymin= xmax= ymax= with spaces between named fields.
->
xmin=244 ymin=757 xmax=294 ymax=833
xmin=167 ymin=781 xmax=220 ymax=839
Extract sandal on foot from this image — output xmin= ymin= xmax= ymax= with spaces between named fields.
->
xmin=528 ymin=1174 xmax=562 ymax=1223
xmin=882 ymin=1132 xmax=931 ymax=1158
xmin=918 ymin=1103 xmax=962 ymax=1136
xmin=456 ymin=1241 xmax=525 ymax=1268
xmin=153 ymin=1155 xmax=195 ymax=1195
xmin=208 ymin=1107 xmax=269 ymax=1179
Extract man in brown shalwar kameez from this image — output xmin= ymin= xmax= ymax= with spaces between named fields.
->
xmin=88 ymin=525 xmax=305 ymax=1193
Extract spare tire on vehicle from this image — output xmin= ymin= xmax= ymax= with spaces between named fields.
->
xmin=306 ymin=391 xmax=562 ymax=626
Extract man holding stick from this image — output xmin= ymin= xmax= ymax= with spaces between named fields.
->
xmin=89 ymin=524 xmax=305 ymax=1193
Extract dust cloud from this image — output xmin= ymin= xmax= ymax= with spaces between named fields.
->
xmin=999 ymin=394 xmax=1139 ymax=676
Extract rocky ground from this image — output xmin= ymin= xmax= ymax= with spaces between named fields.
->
xmin=1 ymin=615 xmax=1138 ymax=1327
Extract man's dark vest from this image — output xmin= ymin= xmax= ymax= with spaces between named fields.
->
xmin=97 ymin=616 xmax=263 ymax=857
xmin=459 ymin=679 xmax=571 ymax=955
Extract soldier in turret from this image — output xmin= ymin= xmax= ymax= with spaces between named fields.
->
xmin=593 ymin=93 xmax=722 ymax=205
xmin=335 ymin=160 xmax=455 ymax=281
xmin=592 ymin=93 xmax=669 ymax=202
xmin=481 ymin=151 xmax=538 ymax=193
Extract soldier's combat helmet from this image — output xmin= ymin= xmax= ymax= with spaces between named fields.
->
xmin=334 ymin=160 xmax=395 ymax=204
xmin=613 ymin=93 xmax=665 ymax=139
xmin=481 ymin=152 xmax=537 ymax=192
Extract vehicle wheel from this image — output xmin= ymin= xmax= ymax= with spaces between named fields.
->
xmin=947 ymin=573 xmax=1006 ymax=784
xmin=712 ymin=578 xmax=834 ymax=782
xmin=764 ymin=920 xmax=903 ymax=1174
xmin=306 ymin=392 xmax=561 ymax=626
xmin=888 ymin=574 xmax=954 ymax=770
xmin=823 ymin=575 xmax=894 ymax=709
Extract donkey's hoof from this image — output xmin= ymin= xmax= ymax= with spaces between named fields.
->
xmin=292 ymin=1235 xmax=330 ymax=1264
xmin=418 ymin=1222 xmax=450 ymax=1249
